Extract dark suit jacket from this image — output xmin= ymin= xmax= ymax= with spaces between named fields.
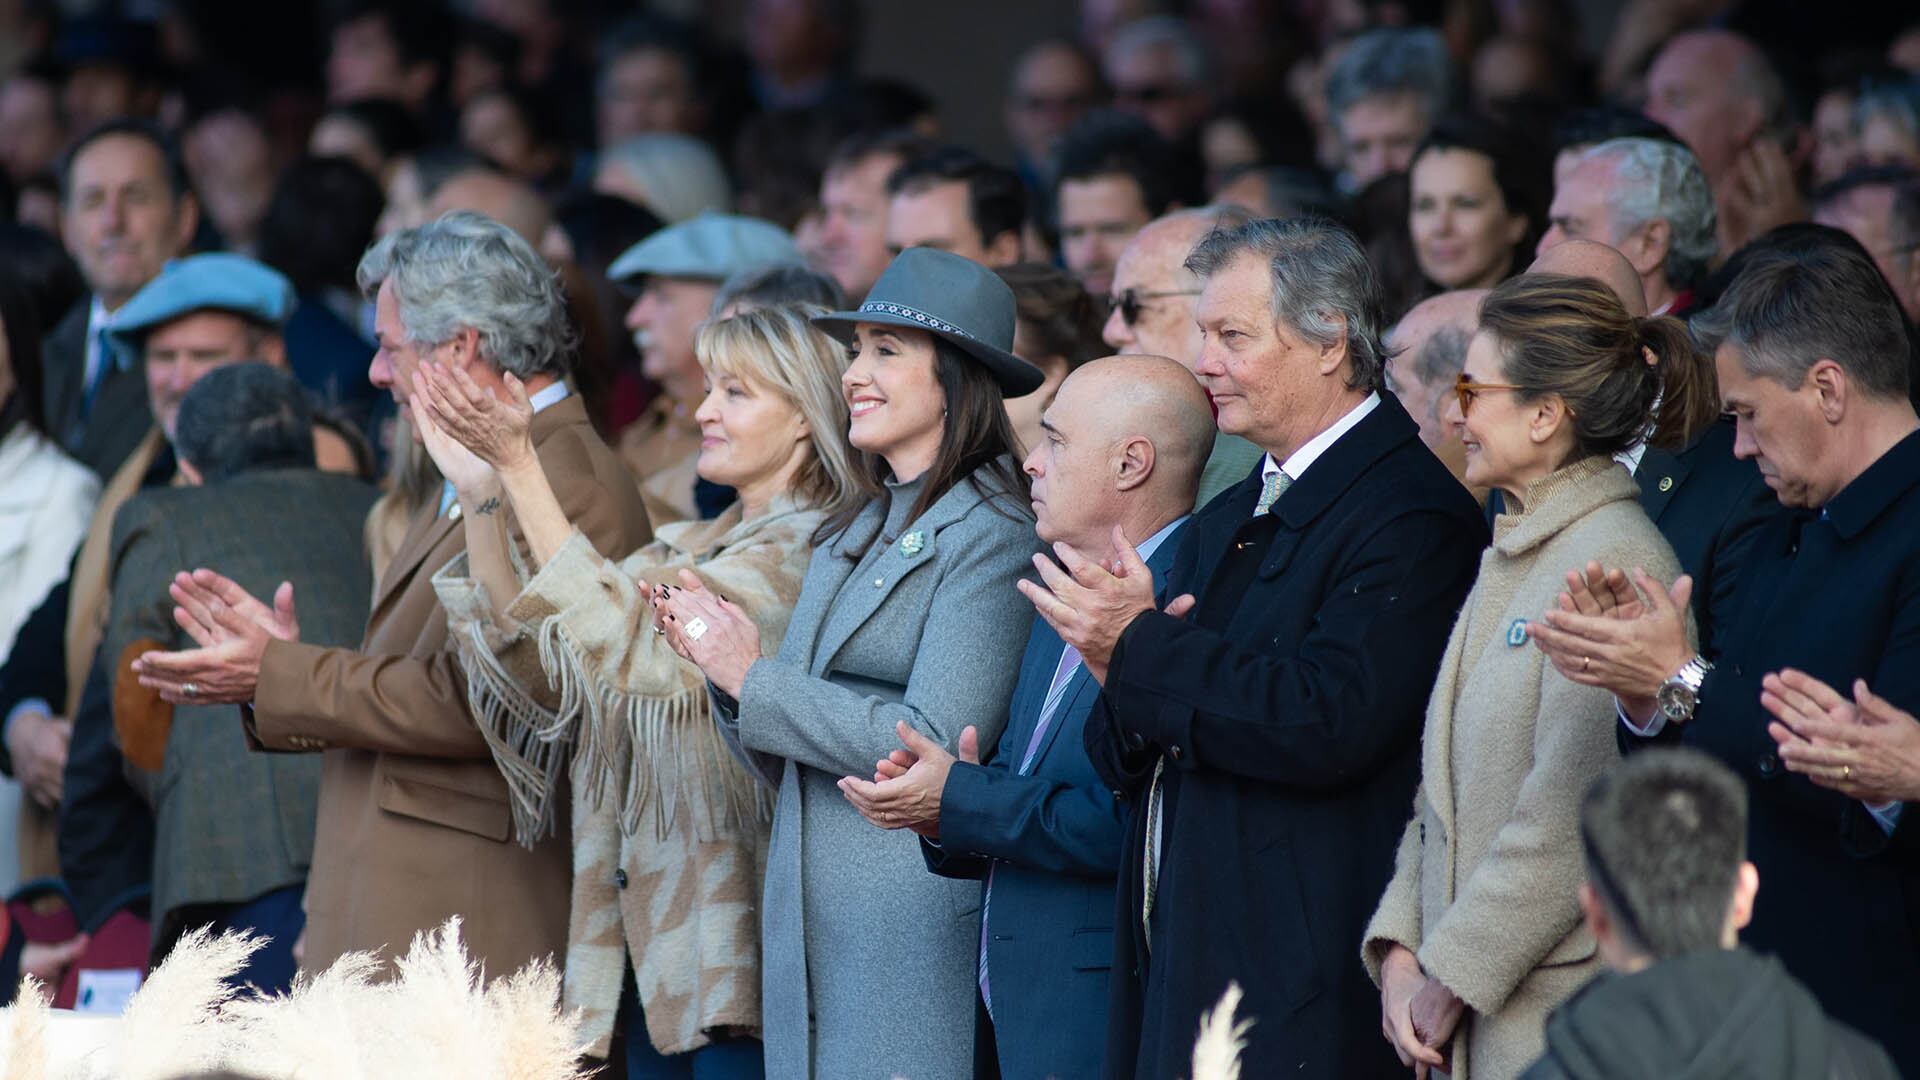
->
xmin=924 ymin=526 xmax=1185 ymax=1080
xmin=103 ymin=469 xmax=378 ymax=949
xmin=1086 ymin=394 xmax=1487 ymax=1080
xmin=40 ymin=299 xmax=153 ymax=482
xmin=1486 ymin=418 xmax=1781 ymax=654
xmin=1625 ymin=429 xmax=1920 ymax=1075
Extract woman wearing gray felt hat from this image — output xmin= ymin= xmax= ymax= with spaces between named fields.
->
xmin=656 ymin=245 xmax=1043 ymax=1078
xmin=813 ymin=246 xmax=1047 ymax=398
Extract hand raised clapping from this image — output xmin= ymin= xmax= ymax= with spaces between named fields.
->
xmin=650 ymin=569 xmax=763 ymax=699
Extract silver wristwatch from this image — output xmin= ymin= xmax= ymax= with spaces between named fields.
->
xmin=1657 ymin=656 xmax=1714 ymax=722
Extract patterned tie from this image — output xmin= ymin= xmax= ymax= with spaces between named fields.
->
xmin=1142 ymin=757 xmax=1167 ymax=947
xmin=1254 ymin=468 xmax=1291 ymax=516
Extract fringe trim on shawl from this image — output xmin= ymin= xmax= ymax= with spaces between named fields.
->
xmin=456 ymin=616 xmax=580 ymax=847
xmin=458 ymin=611 xmax=773 ymax=848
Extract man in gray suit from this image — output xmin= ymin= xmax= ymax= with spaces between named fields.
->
xmin=840 ymin=354 xmax=1214 ymax=1079
xmin=1101 ymin=207 xmax=1266 ymax=509
xmin=101 ymin=363 xmax=376 ymax=989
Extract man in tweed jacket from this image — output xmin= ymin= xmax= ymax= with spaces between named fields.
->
xmin=104 ymin=364 xmax=377 ymax=987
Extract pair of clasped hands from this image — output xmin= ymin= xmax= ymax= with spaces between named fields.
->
xmin=838 ymin=527 xmax=1193 ymax=839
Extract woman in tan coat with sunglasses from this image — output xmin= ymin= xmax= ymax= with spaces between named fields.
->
xmin=1362 ymin=274 xmax=1718 ymax=1080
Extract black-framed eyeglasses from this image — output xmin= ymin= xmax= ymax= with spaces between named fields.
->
xmin=1111 ymin=287 xmax=1201 ymax=327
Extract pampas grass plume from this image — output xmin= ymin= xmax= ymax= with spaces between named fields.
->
xmin=1189 ymin=980 xmax=1253 ymax=1080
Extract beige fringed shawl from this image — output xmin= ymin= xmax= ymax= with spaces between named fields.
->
xmin=432 ymin=497 xmax=821 ymax=1058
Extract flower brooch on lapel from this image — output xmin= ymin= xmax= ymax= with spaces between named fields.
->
xmin=897 ymin=530 xmax=926 ymax=558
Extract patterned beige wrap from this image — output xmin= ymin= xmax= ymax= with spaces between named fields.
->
xmin=433 ymin=498 xmax=822 ymax=1057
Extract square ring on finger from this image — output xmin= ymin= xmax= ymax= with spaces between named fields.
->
xmin=684 ymin=617 xmax=710 ymax=641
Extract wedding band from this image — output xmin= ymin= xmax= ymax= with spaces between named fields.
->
xmin=182 ymin=682 xmax=199 ymax=698
xmin=653 ymin=624 xmax=665 ymax=635
xmin=684 ymin=617 xmax=709 ymax=641
xmin=1582 ymin=656 xmax=1591 ymax=673
xmin=1843 ymin=764 xmax=1853 ymax=781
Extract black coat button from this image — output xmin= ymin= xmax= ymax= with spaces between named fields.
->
xmin=1757 ymin=754 xmax=1778 ymax=777
xmin=1124 ymin=731 xmax=1145 ymax=751
xmin=615 ymin=868 xmax=629 ymax=889
xmin=1169 ymin=745 xmax=1183 ymax=760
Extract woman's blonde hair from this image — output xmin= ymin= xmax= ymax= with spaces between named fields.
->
xmin=695 ymin=302 xmax=868 ymax=516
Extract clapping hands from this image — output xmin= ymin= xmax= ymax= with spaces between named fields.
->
xmin=651 ymin=570 xmax=763 ymax=699
xmin=132 ymin=570 xmax=299 ymax=704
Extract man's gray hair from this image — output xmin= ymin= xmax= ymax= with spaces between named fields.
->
xmin=1691 ymin=241 xmax=1910 ymax=401
xmin=1584 ymin=137 xmax=1718 ymax=291
xmin=1104 ymin=16 xmax=1211 ymax=87
xmin=1184 ymin=218 xmax=1392 ymax=392
xmin=1325 ymin=28 xmax=1453 ymax=133
xmin=357 ymin=210 xmax=572 ymax=379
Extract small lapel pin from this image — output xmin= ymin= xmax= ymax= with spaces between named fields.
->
xmin=1506 ymin=618 xmax=1529 ymax=646
xmin=898 ymin=530 xmax=925 ymax=557
xmin=1657 ymin=476 xmax=1674 ymax=492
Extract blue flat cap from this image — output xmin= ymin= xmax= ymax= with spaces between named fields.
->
xmin=608 ymin=211 xmax=799 ymax=283
xmin=108 ymin=254 xmax=296 ymax=362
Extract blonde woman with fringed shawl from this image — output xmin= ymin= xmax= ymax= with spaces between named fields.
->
xmin=412 ymin=304 xmax=866 ymax=1074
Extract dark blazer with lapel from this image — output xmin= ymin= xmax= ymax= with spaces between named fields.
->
xmin=1086 ymin=394 xmax=1487 ymax=1080
xmin=40 ymin=299 xmax=154 ymax=481
xmin=1626 ymin=429 xmax=1920 ymax=1074
xmin=922 ymin=526 xmax=1186 ymax=1080
xmin=1487 ymin=417 xmax=1781 ymax=654
xmin=103 ymin=468 xmax=378 ymax=948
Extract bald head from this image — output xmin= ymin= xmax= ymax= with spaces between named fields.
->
xmin=1104 ymin=207 xmax=1255 ymax=364
xmin=428 ymin=169 xmax=554 ymax=248
xmin=1027 ymin=353 xmax=1214 ymax=552
xmin=1645 ymin=30 xmax=1782 ymax=184
xmin=1388 ymin=289 xmax=1485 ymax=448
xmin=1530 ymin=239 xmax=1648 ymax=316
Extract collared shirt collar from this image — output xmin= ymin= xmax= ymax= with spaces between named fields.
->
xmin=1820 ymin=426 xmax=1920 ymax=540
xmin=1134 ymin=513 xmax=1189 ymax=564
xmin=1261 ymin=391 xmax=1381 ymax=485
xmin=526 ymin=379 xmax=571 ymax=413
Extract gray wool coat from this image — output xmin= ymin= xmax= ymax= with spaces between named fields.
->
xmin=714 ymin=466 xmax=1040 ymax=1080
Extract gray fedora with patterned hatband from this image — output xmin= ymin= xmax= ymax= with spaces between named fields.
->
xmin=812 ymin=247 xmax=1046 ymax=396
